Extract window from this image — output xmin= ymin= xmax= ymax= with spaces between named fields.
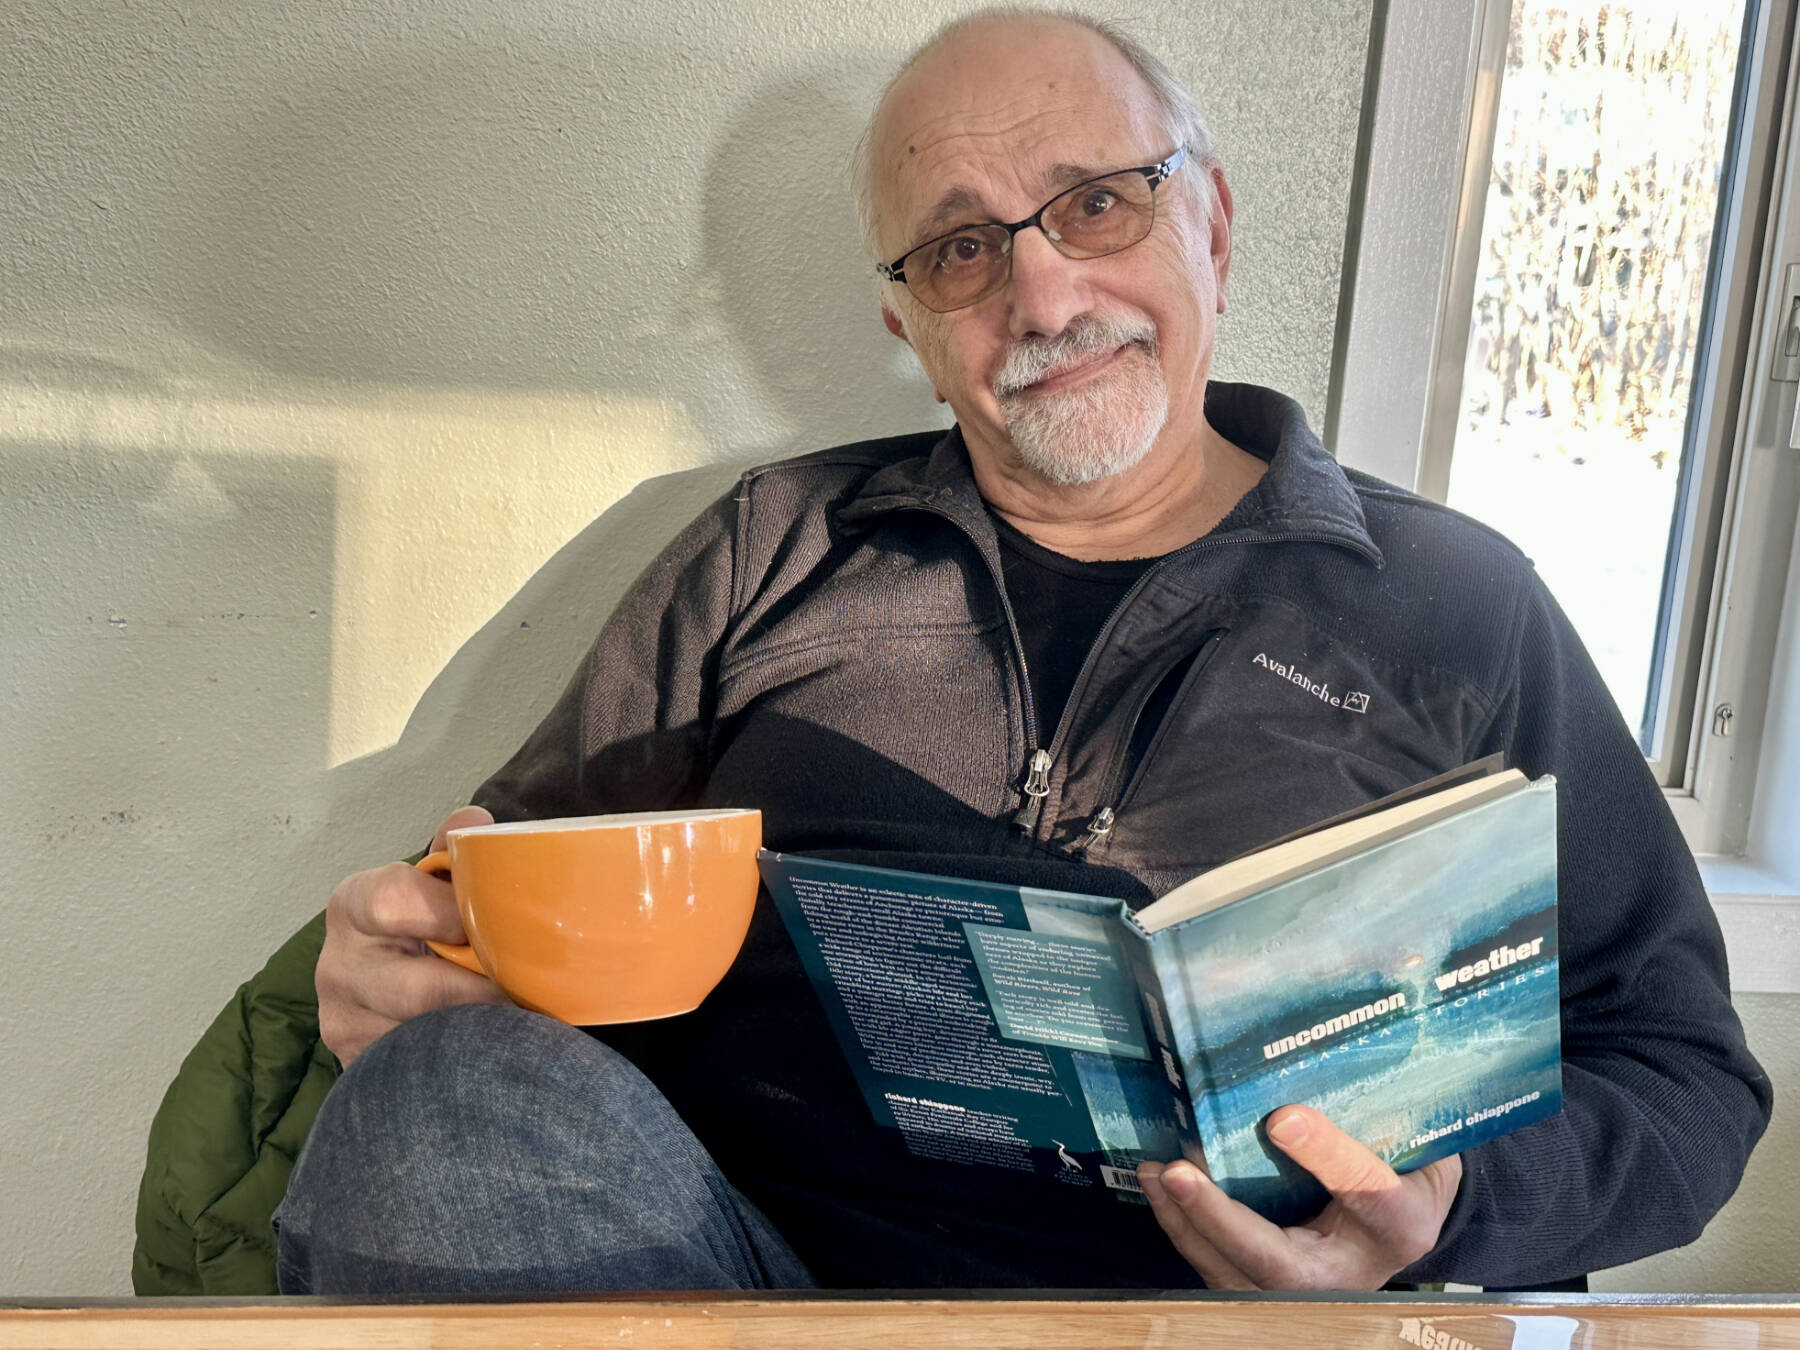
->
xmin=1439 ymin=0 xmax=1749 ymax=761
xmin=1331 ymin=0 xmax=1800 ymax=972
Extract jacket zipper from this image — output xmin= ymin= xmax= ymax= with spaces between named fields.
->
xmin=900 ymin=499 xmax=1375 ymax=835
xmin=1011 ymin=559 xmax=1178 ymax=832
xmin=1071 ymin=805 xmax=1115 ymax=853
xmin=1015 ymin=748 xmax=1054 ymax=831
xmin=1068 ymin=628 xmax=1228 ymax=855
xmin=1044 ymin=529 xmax=1377 ymax=844
xmin=899 ymin=503 xmax=1048 ymax=817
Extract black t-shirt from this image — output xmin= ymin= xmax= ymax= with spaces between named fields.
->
xmin=991 ymin=513 xmax=1155 ymax=740
xmin=989 ymin=481 xmax=1275 ymax=744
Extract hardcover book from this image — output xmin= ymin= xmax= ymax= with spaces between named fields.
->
xmin=758 ymin=768 xmax=1563 ymax=1223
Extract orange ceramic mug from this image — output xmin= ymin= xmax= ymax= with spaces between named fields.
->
xmin=413 ymin=808 xmax=761 ymax=1025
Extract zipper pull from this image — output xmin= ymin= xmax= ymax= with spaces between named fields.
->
xmin=1070 ymin=806 xmax=1115 ymax=855
xmin=1012 ymin=748 xmax=1053 ymax=832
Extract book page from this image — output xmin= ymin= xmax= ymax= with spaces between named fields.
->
xmin=1134 ymin=769 xmax=1529 ymax=933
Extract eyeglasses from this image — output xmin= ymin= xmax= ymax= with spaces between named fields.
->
xmin=877 ymin=145 xmax=1189 ymax=314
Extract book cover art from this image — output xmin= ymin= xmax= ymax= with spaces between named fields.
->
xmin=1137 ymin=776 xmax=1562 ymax=1222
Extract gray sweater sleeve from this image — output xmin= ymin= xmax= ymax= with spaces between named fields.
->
xmin=1406 ymin=573 xmax=1772 ymax=1286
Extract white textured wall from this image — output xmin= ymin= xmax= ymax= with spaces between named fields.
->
xmin=1593 ymin=995 xmax=1800 ymax=1293
xmin=5 ymin=0 xmax=1374 ymax=1296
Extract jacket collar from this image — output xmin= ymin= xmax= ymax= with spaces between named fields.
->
xmin=837 ymin=381 xmax=1382 ymax=567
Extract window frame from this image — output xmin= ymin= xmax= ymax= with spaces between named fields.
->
xmin=1329 ymin=0 xmax=1800 ymax=990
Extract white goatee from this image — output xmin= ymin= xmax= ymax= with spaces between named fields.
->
xmin=992 ymin=313 xmax=1169 ymax=486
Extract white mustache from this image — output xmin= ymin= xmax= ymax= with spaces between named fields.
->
xmin=992 ymin=315 xmax=1159 ymax=399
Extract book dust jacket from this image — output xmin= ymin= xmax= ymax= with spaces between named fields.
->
xmin=760 ymin=776 xmax=1562 ymax=1222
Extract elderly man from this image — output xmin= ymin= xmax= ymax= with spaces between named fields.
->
xmin=273 ymin=10 xmax=1768 ymax=1293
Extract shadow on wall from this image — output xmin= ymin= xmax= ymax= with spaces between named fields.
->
xmin=0 ymin=442 xmax=344 ymax=1284
xmin=0 ymin=443 xmax=338 ymax=941
xmin=697 ymin=72 xmax=949 ymax=448
xmin=139 ymin=26 xmax=941 ymax=455
xmin=146 ymin=43 xmax=951 ymax=847
xmin=3 ymin=14 xmax=955 ymax=916
xmin=321 ymin=458 xmax=750 ymax=864
xmin=0 ymin=14 xmax=965 ymax=1292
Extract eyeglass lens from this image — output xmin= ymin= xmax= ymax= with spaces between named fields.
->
xmin=904 ymin=170 xmax=1160 ymax=312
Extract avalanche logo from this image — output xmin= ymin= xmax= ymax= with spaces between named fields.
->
xmin=1251 ymin=651 xmax=1372 ymax=715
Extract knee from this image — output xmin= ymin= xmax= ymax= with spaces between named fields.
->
xmin=308 ymin=1003 xmax=635 ymax=1162
xmin=278 ymin=1005 xmax=643 ymax=1274
xmin=354 ymin=1000 xmax=599 ymax=1085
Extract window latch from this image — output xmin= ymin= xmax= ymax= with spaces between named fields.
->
xmin=1775 ymin=263 xmax=1800 ymax=383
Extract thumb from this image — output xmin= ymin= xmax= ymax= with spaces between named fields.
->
xmin=431 ymin=804 xmax=495 ymax=852
xmin=1265 ymin=1105 xmax=1400 ymax=1204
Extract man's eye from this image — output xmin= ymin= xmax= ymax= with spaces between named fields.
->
xmin=932 ymin=233 xmax=992 ymax=271
xmin=1076 ymin=188 xmax=1120 ymax=218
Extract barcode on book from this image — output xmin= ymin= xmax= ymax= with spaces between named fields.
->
xmin=1100 ymin=1165 xmax=1143 ymax=1193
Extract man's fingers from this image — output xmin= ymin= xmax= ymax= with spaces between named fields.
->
xmin=1396 ymin=1154 xmax=1465 ymax=1239
xmin=1146 ymin=1158 xmax=1320 ymax=1288
xmin=319 ymin=940 xmax=508 ymax=1066
xmin=352 ymin=803 xmax=497 ymax=943
xmin=316 ymin=809 xmax=506 ymax=1068
xmin=370 ymin=949 xmax=509 ymax=1025
xmin=343 ymin=862 xmax=469 ymax=944
xmin=431 ymin=804 xmax=494 ymax=852
xmin=1265 ymin=1106 xmax=1402 ymax=1209
xmin=1271 ymin=1107 xmax=1463 ymax=1276
xmin=1138 ymin=1162 xmax=1260 ymax=1289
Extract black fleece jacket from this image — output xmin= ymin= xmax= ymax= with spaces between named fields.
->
xmin=476 ymin=382 xmax=1770 ymax=1289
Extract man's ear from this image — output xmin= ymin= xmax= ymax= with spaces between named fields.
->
xmin=1208 ymin=164 xmax=1235 ymax=314
xmin=881 ymin=300 xmax=945 ymax=402
xmin=881 ymin=302 xmax=912 ymax=344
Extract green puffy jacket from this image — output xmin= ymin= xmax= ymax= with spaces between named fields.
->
xmin=132 ymin=912 xmax=338 ymax=1295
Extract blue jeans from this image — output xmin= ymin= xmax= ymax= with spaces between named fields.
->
xmin=275 ymin=1003 xmax=816 ymax=1294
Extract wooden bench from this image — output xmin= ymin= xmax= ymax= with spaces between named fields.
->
xmin=5 ymin=1293 xmax=1800 ymax=1349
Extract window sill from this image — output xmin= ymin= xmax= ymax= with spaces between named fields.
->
xmin=1700 ymin=855 xmax=1800 ymax=995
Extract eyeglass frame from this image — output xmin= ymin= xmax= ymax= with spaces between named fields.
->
xmin=875 ymin=144 xmax=1191 ymax=313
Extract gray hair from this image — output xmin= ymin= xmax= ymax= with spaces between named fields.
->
xmin=849 ymin=7 xmax=1220 ymax=263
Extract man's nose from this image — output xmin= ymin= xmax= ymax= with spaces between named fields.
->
xmin=1005 ymin=226 xmax=1092 ymax=339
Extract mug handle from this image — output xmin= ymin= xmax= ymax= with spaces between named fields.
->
xmin=414 ymin=850 xmax=487 ymax=976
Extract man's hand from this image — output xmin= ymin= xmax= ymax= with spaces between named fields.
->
xmin=1138 ymin=1104 xmax=1462 ymax=1290
xmin=316 ymin=805 xmax=510 ymax=1067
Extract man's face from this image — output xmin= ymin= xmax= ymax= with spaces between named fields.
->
xmin=870 ymin=18 xmax=1232 ymax=488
